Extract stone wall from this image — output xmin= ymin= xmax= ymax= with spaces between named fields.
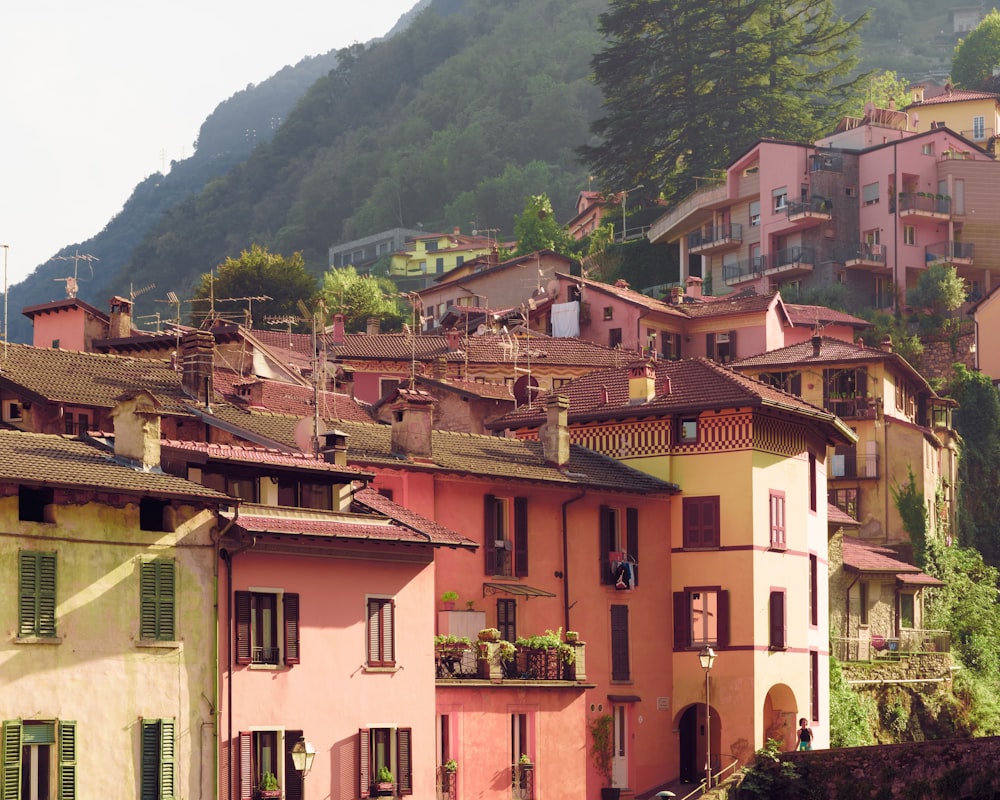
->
xmin=913 ymin=328 xmax=975 ymax=383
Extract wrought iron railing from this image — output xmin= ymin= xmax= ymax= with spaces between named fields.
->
xmin=832 ymin=629 xmax=951 ymax=661
xmin=687 ymin=223 xmax=743 ymax=250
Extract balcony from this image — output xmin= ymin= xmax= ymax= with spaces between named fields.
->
xmin=722 ymin=255 xmax=765 ymax=286
xmin=925 ymin=240 xmax=974 ymax=267
xmin=687 ymin=222 xmax=743 ymax=254
xmin=647 ymin=174 xmax=729 ymax=244
xmin=785 ymin=196 xmax=832 ymax=226
xmin=897 ymin=192 xmax=951 ymax=220
xmin=762 ymin=246 xmax=815 ymax=279
xmin=826 ymin=395 xmax=879 ymax=420
xmin=843 ymin=242 xmax=888 ymax=271
xmin=810 ymin=153 xmax=844 ymax=173
xmin=830 ymin=450 xmax=879 ymax=479
xmin=832 ymin=629 xmax=951 ymax=661
xmin=435 ymin=635 xmax=585 ymax=683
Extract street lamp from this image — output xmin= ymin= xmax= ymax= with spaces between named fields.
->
xmin=699 ymin=646 xmax=716 ymax=791
xmin=620 ymin=184 xmax=644 ymax=242
xmin=291 ymin=736 xmax=316 ymax=796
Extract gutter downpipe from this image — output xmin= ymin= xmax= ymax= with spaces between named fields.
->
xmin=219 ymin=518 xmax=251 ymax=800
xmin=562 ymin=489 xmax=587 ymax=634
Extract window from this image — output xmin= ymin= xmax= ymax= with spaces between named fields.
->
xmin=859 ymin=582 xmax=869 ymax=626
xmin=485 ymin=495 xmax=528 ymax=578
xmin=810 ymin=554 xmax=819 ymax=627
xmin=673 ymin=589 xmax=730 ymax=649
xmin=600 ymin=506 xmax=639 ymax=586
xmin=498 ymin=598 xmax=517 ymax=642
xmin=809 ymin=454 xmax=817 ymax=513
xmin=19 ymin=486 xmax=53 ymax=523
xmin=239 ymin=729 xmax=304 ymax=800
xmin=611 ymin=604 xmax=630 ymax=681
xmin=141 ymin=719 xmax=175 ymax=800
xmin=749 ymin=200 xmax=760 ymax=227
xmin=510 ymin=713 xmax=533 ymax=798
xmin=810 ymin=650 xmax=819 ymax=721
xmin=707 ymin=331 xmax=736 ymax=362
xmin=769 ymin=492 xmax=786 ymax=548
xmin=278 ymin=479 xmax=333 ymax=510
xmin=203 ymin=471 xmax=259 ymax=503
xmin=758 ymin=371 xmax=801 ymax=396
xmin=862 ymin=182 xmax=879 ymax=205
xmin=366 ymin=596 xmax=395 ymax=668
xmin=973 ymin=115 xmax=986 ymax=140
xmin=845 ymin=185 xmax=857 ymax=198
xmin=682 ymin=496 xmax=720 ymax=548
xmin=2 ymin=720 xmax=76 ymax=799
xmin=235 ymin=590 xmax=300 ymax=667
xmin=678 ymin=417 xmax=698 ymax=444
xmin=772 ymin=187 xmax=788 ymax=211
xmin=899 ymin=593 xmax=915 ymax=629
xmin=5 ymin=400 xmax=22 ymax=421
xmin=769 ymin=590 xmax=786 ymax=649
xmin=140 ymin=559 xmax=176 ymax=641
xmin=921 ymin=142 xmax=934 ymax=155
xmin=19 ymin=550 xmax=57 ymax=638
xmin=360 ymin=727 xmax=413 ymax=797
xmin=63 ymin=412 xmax=90 ymax=435
xmin=436 ymin=257 xmax=444 ymax=273
xmin=609 ymin=328 xmax=622 ymax=348
xmin=380 ymin=378 xmax=401 ymax=400
xmin=903 ymin=225 xmax=915 ymax=246
xmin=603 ymin=306 xmax=614 ymax=320
xmin=140 ymin=498 xmax=170 ymax=532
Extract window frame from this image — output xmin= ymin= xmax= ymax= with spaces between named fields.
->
xmin=599 ymin=505 xmax=639 ymax=586
xmin=141 ymin=718 xmax=176 ymax=800
xmin=769 ymin=491 xmax=786 ymax=549
xmin=484 ymin=495 xmax=529 ymax=578
xmin=140 ymin=558 xmax=176 ymax=641
xmin=238 ymin=728 xmax=304 ymax=800
xmin=359 ymin=726 xmax=413 ymax=797
xmin=234 ymin=589 xmax=300 ymax=668
xmin=366 ymin=596 xmax=396 ymax=669
xmin=769 ymin=589 xmax=787 ymax=650
xmin=610 ymin=604 xmax=631 ymax=681
xmin=2 ymin=719 xmax=76 ymax=800
xmin=682 ymin=496 xmax=720 ymax=549
xmin=772 ymin=187 xmax=788 ymax=211
xmin=19 ymin=550 xmax=57 ymax=638
xmin=673 ymin=588 xmax=730 ymax=650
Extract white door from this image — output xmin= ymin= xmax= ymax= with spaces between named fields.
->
xmin=612 ymin=704 xmax=628 ymax=788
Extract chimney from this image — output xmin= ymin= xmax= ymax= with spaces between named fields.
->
xmin=880 ymin=335 xmax=893 ymax=353
xmin=181 ymin=329 xmax=215 ymax=405
xmin=235 ymin=378 xmax=264 ymax=407
xmin=811 ymin=335 xmax=822 ymax=358
xmin=540 ymin=394 xmax=570 ymax=468
xmin=662 ymin=375 xmax=671 ymax=395
xmin=628 ymin=359 xmax=656 ymax=404
xmin=670 ymin=286 xmax=684 ymax=305
xmin=446 ymin=329 xmax=462 ymax=352
xmin=111 ymin=391 xmax=162 ymax=471
xmin=453 ymin=226 xmax=461 ymax=236
xmin=321 ymin=429 xmax=349 ymax=467
xmin=390 ymin=388 xmax=435 ymax=459
xmin=912 ymin=86 xmax=925 ymax=104
xmin=109 ymin=296 xmax=133 ymax=339
xmin=366 ymin=317 xmax=381 ymax=336
xmin=331 ymin=313 xmax=346 ymax=346
xmin=685 ymin=276 xmax=703 ymax=299
xmin=432 ymin=355 xmax=447 ymax=379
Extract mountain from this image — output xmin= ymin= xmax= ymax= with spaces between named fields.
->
xmin=6 ymin=0 xmax=966 ymax=342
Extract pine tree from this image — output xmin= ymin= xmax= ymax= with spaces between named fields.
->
xmin=582 ymin=0 xmax=869 ymax=203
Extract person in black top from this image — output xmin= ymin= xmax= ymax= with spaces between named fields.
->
xmin=797 ymin=717 xmax=813 ymax=751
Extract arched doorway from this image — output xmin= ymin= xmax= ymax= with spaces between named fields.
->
xmin=677 ymin=703 xmax=719 ymax=784
xmin=762 ymin=684 xmax=798 ymax=752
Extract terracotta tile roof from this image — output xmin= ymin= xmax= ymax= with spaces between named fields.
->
xmin=840 ymin=537 xmax=944 ymax=585
xmin=414 ymin=376 xmax=515 ymax=401
xmin=672 ymin=291 xmax=780 ymax=319
xmin=488 ymin=357 xmax=851 ymax=442
xmin=352 ymin=487 xmax=476 ymax=547
xmin=213 ymin=368 xmax=375 ymax=421
xmin=0 ymin=342 xmax=198 ymax=416
xmin=333 ymin=420 xmax=677 ymax=494
xmin=828 ymin=503 xmax=860 ymax=527
xmin=160 ymin=438 xmax=371 ymax=477
xmin=196 ymin=405 xmax=368 ymax=452
xmin=907 ymin=88 xmax=1000 ymax=107
xmin=559 ymin=273 xmax=688 ymax=318
xmin=785 ymin=304 xmax=869 ymax=328
xmin=0 ymin=430 xmax=228 ymax=501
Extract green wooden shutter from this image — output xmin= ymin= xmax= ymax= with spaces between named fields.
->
xmin=58 ymin=720 xmax=76 ymax=800
xmin=2 ymin=720 xmax=21 ymax=800
xmin=141 ymin=720 xmax=159 ymax=800
xmin=160 ymin=720 xmax=175 ymax=800
xmin=19 ymin=551 xmax=56 ymax=637
xmin=141 ymin=560 xmax=176 ymax=640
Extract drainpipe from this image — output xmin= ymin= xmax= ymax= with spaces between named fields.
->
xmin=220 ymin=526 xmax=252 ymax=800
xmin=561 ymin=489 xmax=587 ymax=634
xmin=845 ymin=573 xmax=860 ymax=649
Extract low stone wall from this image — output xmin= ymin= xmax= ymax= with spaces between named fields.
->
xmin=914 ymin=329 xmax=975 ymax=383
xmin=840 ymin=653 xmax=952 ymax=683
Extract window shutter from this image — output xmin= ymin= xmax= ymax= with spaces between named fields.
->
xmin=497 ymin=599 xmax=516 ymax=642
xmin=717 ymin=591 xmax=731 ymax=648
xmin=673 ymin=592 xmax=690 ymax=650
xmin=141 ymin=559 xmax=175 ymax=640
xmin=386 ymin=599 xmax=395 ymax=665
xmin=235 ymin=591 xmax=251 ymax=665
xmin=367 ymin=600 xmax=379 ymax=665
xmin=706 ymin=333 xmax=715 ymax=358
xmin=397 ymin=728 xmax=413 ymax=795
xmin=729 ymin=330 xmax=737 ymax=356
xmin=58 ymin=720 xmax=76 ymax=800
xmin=2 ymin=720 xmax=22 ymax=800
xmin=284 ymin=593 xmax=301 ymax=665
xmin=38 ymin=552 xmax=56 ymax=637
xmin=358 ymin=728 xmax=371 ymax=799
xmin=284 ymin=730 xmax=304 ymax=800
xmin=599 ymin=505 xmax=613 ymax=584
xmin=626 ymin=508 xmax=639 ymax=586
xmin=20 ymin=551 xmax=56 ymax=637
xmin=484 ymin=494 xmax=497 ymax=575
xmin=769 ymin=591 xmax=786 ymax=649
xmin=238 ymin=731 xmax=252 ymax=800
xmin=610 ymin=604 xmax=630 ymax=681
xmin=684 ymin=498 xmax=719 ymax=548
xmin=514 ymin=497 xmax=528 ymax=577
xmin=791 ymin=373 xmax=802 ymax=396
xmin=141 ymin=720 xmax=159 ymax=800
xmin=160 ymin=720 xmax=176 ymax=800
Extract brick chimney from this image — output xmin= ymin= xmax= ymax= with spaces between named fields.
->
xmin=670 ymin=286 xmax=684 ymax=305
xmin=540 ymin=394 xmax=570 ymax=468
xmin=321 ymin=429 xmax=349 ymax=467
xmin=432 ymin=355 xmax=447 ymax=379
xmin=628 ymin=359 xmax=656 ymax=404
xmin=389 ymin=388 xmax=434 ymax=459
xmin=111 ymin=391 xmax=161 ymax=471
xmin=812 ymin=335 xmax=822 ymax=358
xmin=880 ymin=335 xmax=893 ymax=353
xmin=330 ymin=313 xmax=346 ymax=346
xmin=181 ymin=329 xmax=215 ymax=405
xmin=685 ymin=276 xmax=703 ymax=299
xmin=234 ymin=378 xmax=264 ymax=407
xmin=445 ymin=329 xmax=462 ymax=352
xmin=366 ymin=317 xmax=380 ymax=336
xmin=109 ymin=296 xmax=133 ymax=339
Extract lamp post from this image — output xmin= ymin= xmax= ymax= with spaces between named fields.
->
xmin=291 ymin=736 xmax=316 ymax=797
xmin=620 ymin=184 xmax=644 ymax=242
xmin=699 ymin=646 xmax=716 ymax=791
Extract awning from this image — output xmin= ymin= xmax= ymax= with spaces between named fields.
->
xmin=482 ymin=582 xmax=556 ymax=599
xmin=608 ymin=694 xmax=641 ymax=703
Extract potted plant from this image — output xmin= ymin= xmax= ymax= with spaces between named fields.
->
xmin=590 ymin=713 xmax=620 ymax=800
xmin=565 ymin=630 xmax=579 ymax=643
xmin=517 ymin=753 xmax=534 ymax=790
xmin=375 ymin=764 xmax=394 ymax=795
xmin=478 ymin=627 xmax=501 ymax=642
xmin=443 ymin=758 xmax=458 ymax=773
xmin=441 ymin=590 xmax=459 ymax=611
xmin=257 ymin=771 xmax=281 ymax=799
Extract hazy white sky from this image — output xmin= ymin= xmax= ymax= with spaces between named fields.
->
xmin=1 ymin=1 xmax=418 ymax=285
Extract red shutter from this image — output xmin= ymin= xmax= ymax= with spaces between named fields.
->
xmin=683 ymin=497 xmax=719 ymax=548
xmin=284 ymin=729 xmax=304 ymax=800
xmin=626 ymin=507 xmax=639 ymax=585
xmin=599 ymin=505 xmax=613 ymax=584
xmin=235 ymin=591 xmax=251 ymax=665
xmin=673 ymin=592 xmax=690 ymax=650
xmin=484 ymin=494 xmax=497 ymax=575
xmin=238 ymin=731 xmax=252 ymax=800
xmin=514 ymin=497 xmax=529 ymax=577
xmin=358 ymin=728 xmax=371 ymax=799
xmin=717 ymin=590 xmax=731 ymax=648
xmin=397 ymin=728 xmax=413 ymax=795
xmin=284 ymin=593 xmax=300 ymax=665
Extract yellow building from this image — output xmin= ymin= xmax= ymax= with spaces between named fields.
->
xmin=388 ymin=228 xmax=502 ymax=282
xmin=906 ymin=85 xmax=1000 ymax=150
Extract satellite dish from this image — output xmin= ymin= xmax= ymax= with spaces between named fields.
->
xmin=546 ymin=280 xmax=560 ymax=298
xmin=476 ymin=323 xmax=488 ymax=336
xmin=294 ymin=416 xmax=326 ymax=454
xmin=513 ymin=374 xmax=539 ymax=406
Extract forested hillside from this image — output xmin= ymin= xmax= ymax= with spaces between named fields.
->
xmin=6 ymin=0 xmax=965 ymax=341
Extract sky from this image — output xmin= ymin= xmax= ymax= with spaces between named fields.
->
xmin=0 ymin=1 xmax=419 ymax=286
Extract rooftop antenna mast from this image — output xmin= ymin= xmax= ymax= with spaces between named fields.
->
xmin=1 ymin=244 xmax=8 ymax=361
xmin=52 ymin=251 xmax=99 ymax=298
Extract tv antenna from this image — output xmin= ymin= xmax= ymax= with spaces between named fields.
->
xmin=130 ymin=282 xmax=156 ymax=301
xmin=52 ymin=251 xmax=99 ymax=298
xmin=155 ymin=291 xmax=184 ymax=326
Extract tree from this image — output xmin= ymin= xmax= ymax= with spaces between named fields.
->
xmin=952 ymin=10 xmax=1000 ymax=89
xmin=318 ymin=266 xmax=403 ymax=333
xmin=844 ymin=70 xmax=913 ymax=117
xmin=582 ymin=0 xmax=869 ymax=203
xmin=906 ymin=264 xmax=967 ymax=318
xmin=512 ymin=194 xmax=572 ymax=256
xmin=191 ymin=244 xmax=317 ymax=329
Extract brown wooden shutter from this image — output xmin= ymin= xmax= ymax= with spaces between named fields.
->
xmin=610 ymin=604 xmax=630 ymax=680
xmin=238 ymin=732 xmax=252 ymax=800
xmin=791 ymin=372 xmax=802 ymax=396
xmin=599 ymin=505 xmax=614 ymax=584
xmin=358 ymin=728 xmax=371 ymax=799
xmin=284 ymin=593 xmax=300 ymax=665
xmin=514 ymin=497 xmax=529 ymax=577
xmin=728 ymin=330 xmax=737 ymax=359
xmin=484 ymin=494 xmax=497 ymax=575
xmin=497 ymin=598 xmax=516 ymax=642
xmin=673 ymin=592 xmax=690 ymax=650
xmin=706 ymin=333 xmax=715 ymax=358
xmin=235 ymin=591 xmax=251 ymax=665
xmin=769 ymin=591 xmax=786 ymax=649
xmin=717 ymin=590 xmax=731 ymax=648
xmin=366 ymin=599 xmax=379 ymax=665
xmin=397 ymin=728 xmax=413 ymax=795
xmin=626 ymin=507 xmax=639 ymax=585
xmin=284 ymin=730 xmax=304 ymax=800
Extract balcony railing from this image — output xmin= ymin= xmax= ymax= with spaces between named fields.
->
xmin=435 ymin=639 xmax=584 ymax=682
xmin=897 ymin=193 xmax=951 ymax=217
xmin=810 ymin=153 xmax=844 ymax=173
xmin=512 ymin=764 xmax=535 ymax=800
xmin=762 ymin=246 xmax=815 ymax=275
xmin=925 ymin=240 xmax=974 ymax=266
xmin=687 ymin=222 xmax=743 ymax=252
xmin=830 ymin=451 xmax=879 ymax=479
xmin=826 ymin=396 xmax=879 ymax=419
xmin=842 ymin=242 xmax=886 ymax=269
xmin=833 ymin=629 xmax=951 ymax=661
xmin=786 ymin=196 xmax=832 ymax=220
xmin=722 ymin=255 xmax=765 ymax=284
